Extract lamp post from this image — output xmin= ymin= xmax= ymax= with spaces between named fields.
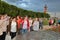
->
xmin=55 ymin=12 xmax=56 ymax=18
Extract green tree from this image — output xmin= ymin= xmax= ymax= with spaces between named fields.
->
xmin=0 ymin=1 xmax=50 ymax=18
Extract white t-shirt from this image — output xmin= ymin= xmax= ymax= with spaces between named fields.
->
xmin=33 ymin=21 xmax=39 ymax=31
xmin=11 ymin=21 xmax=17 ymax=32
xmin=23 ymin=21 xmax=27 ymax=29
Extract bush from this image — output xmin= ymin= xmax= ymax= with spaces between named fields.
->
xmin=43 ymin=19 xmax=49 ymax=25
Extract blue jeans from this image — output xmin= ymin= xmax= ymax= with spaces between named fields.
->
xmin=22 ymin=29 xmax=28 ymax=34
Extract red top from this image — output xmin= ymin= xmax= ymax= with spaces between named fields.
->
xmin=17 ymin=19 xmax=23 ymax=29
xmin=49 ymin=19 xmax=54 ymax=24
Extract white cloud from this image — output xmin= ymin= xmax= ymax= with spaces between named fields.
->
xmin=19 ymin=3 xmax=28 ymax=7
xmin=15 ymin=0 xmax=31 ymax=8
xmin=23 ymin=0 xmax=30 ymax=2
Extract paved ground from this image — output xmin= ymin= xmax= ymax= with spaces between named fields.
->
xmin=5 ymin=30 xmax=60 ymax=40
xmin=5 ymin=25 xmax=60 ymax=40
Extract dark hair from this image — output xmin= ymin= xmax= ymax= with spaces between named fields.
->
xmin=12 ymin=17 xmax=16 ymax=19
xmin=2 ymin=13 xmax=6 ymax=15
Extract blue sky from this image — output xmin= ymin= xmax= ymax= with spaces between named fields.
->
xmin=2 ymin=0 xmax=60 ymax=17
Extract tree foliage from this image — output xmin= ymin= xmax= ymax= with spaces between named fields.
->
xmin=0 ymin=1 xmax=50 ymax=18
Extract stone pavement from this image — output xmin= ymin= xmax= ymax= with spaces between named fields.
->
xmin=5 ymin=30 xmax=60 ymax=40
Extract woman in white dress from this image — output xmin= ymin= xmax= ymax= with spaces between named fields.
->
xmin=33 ymin=18 xmax=39 ymax=31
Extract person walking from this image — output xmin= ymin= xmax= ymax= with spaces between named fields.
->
xmin=33 ymin=18 xmax=39 ymax=31
xmin=2 ymin=14 xmax=10 ymax=40
xmin=17 ymin=16 xmax=21 ymax=34
xmin=22 ymin=16 xmax=29 ymax=34
xmin=29 ymin=17 xmax=33 ymax=31
xmin=39 ymin=18 xmax=43 ymax=29
xmin=10 ymin=17 xmax=17 ymax=40
xmin=0 ymin=15 xmax=4 ymax=40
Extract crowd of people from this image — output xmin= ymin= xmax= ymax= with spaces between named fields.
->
xmin=49 ymin=18 xmax=60 ymax=26
xmin=0 ymin=14 xmax=60 ymax=40
xmin=0 ymin=14 xmax=10 ymax=40
xmin=0 ymin=14 xmax=43 ymax=40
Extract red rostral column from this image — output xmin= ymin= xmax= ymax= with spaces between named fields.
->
xmin=44 ymin=4 xmax=47 ymax=14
